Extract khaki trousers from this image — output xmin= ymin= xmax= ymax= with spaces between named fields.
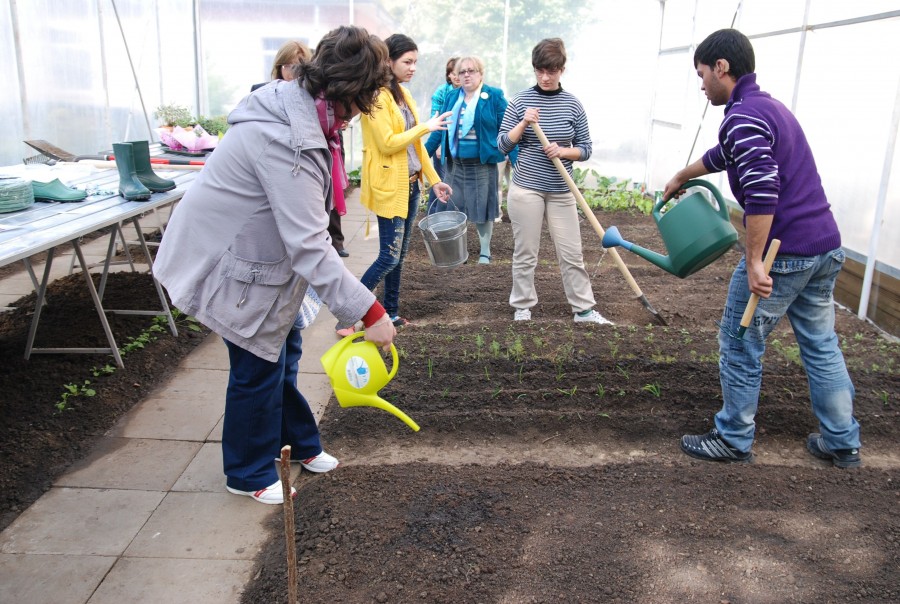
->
xmin=507 ymin=182 xmax=596 ymax=313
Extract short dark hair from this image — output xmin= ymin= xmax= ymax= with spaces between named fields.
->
xmin=694 ymin=29 xmax=755 ymax=79
xmin=385 ymin=33 xmax=418 ymax=104
xmin=532 ymin=38 xmax=566 ymax=71
xmin=445 ymin=56 xmax=459 ymax=84
xmin=297 ymin=26 xmax=390 ymax=116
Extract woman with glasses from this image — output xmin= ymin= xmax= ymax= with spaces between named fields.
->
xmin=497 ymin=38 xmax=613 ymax=325
xmin=348 ymin=33 xmax=452 ymax=335
xmin=426 ymin=56 xmax=515 ymax=264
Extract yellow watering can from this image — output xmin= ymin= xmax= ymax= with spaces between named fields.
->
xmin=320 ymin=331 xmax=420 ymax=431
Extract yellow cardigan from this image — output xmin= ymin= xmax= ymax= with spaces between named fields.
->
xmin=360 ymin=86 xmax=441 ymax=219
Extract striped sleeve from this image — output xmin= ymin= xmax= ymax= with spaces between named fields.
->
xmin=703 ymin=111 xmax=780 ymax=213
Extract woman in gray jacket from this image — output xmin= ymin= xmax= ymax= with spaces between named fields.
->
xmin=154 ymin=26 xmax=395 ymax=505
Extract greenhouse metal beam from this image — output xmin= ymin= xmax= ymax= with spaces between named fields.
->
xmin=859 ymin=74 xmax=900 ymax=321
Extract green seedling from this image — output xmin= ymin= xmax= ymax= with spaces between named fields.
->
xmin=615 ymin=365 xmax=629 ymax=379
xmin=427 ymin=357 xmax=434 ymax=378
xmin=91 ymin=364 xmax=116 ymax=377
xmin=556 ymin=386 xmax=577 ymax=397
xmin=596 ymin=384 xmax=606 ymax=398
xmin=57 ymin=380 xmax=96 ymax=411
xmin=642 ymin=383 xmax=661 ymax=397
xmin=489 ymin=340 xmax=501 ymax=358
xmin=491 ymin=386 xmax=503 ymax=399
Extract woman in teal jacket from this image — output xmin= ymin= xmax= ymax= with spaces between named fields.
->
xmin=426 ymin=56 xmax=515 ymax=264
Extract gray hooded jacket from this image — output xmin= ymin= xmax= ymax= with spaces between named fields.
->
xmin=154 ymin=79 xmax=375 ymax=361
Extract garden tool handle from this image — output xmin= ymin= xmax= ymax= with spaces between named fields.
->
xmin=530 ymin=123 xmax=646 ymax=299
xmin=738 ymin=239 xmax=781 ymax=329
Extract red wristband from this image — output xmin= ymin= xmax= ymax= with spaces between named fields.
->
xmin=361 ymin=301 xmax=386 ymax=328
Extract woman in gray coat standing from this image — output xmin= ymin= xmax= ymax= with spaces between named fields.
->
xmin=154 ymin=26 xmax=395 ymax=505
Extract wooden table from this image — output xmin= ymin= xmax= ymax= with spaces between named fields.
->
xmin=0 ymin=169 xmax=196 ymax=367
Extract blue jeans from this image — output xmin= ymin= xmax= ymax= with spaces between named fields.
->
xmin=715 ymin=248 xmax=860 ymax=453
xmin=360 ymin=182 xmax=419 ymax=317
xmin=222 ymin=326 xmax=322 ymax=491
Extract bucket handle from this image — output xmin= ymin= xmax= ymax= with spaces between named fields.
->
xmin=349 ymin=330 xmax=399 ymax=381
xmin=426 ymin=196 xmax=462 ymax=215
xmin=653 ymin=179 xmax=729 ymax=222
xmin=423 ymin=197 xmax=463 ymax=239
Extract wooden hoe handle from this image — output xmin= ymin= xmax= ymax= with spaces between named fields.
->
xmin=738 ymin=239 xmax=782 ymax=331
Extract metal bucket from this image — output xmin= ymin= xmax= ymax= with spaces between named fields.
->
xmin=418 ymin=200 xmax=468 ymax=268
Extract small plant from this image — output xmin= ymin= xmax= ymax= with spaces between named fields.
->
xmin=196 ymin=114 xmax=229 ymax=136
xmin=556 ymin=386 xmax=577 ymax=397
xmin=484 ymin=366 xmax=490 ymax=380
xmin=489 ymin=340 xmax=501 ymax=358
xmin=491 ymin=386 xmax=503 ymax=399
xmin=57 ymin=380 xmax=96 ymax=411
xmin=508 ymin=337 xmax=524 ymax=362
xmin=615 ymin=365 xmax=630 ymax=380
xmin=874 ymin=389 xmax=889 ymax=406
xmin=427 ymin=357 xmax=434 ymax=378
xmin=770 ymin=339 xmax=802 ymax=366
xmin=642 ymin=383 xmax=661 ymax=397
xmin=475 ymin=334 xmax=484 ymax=359
xmin=154 ymin=103 xmax=194 ymax=128
xmin=91 ymin=364 xmax=117 ymax=377
xmin=347 ymin=167 xmax=361 ymax=188
xmin=596 ymin=384 xmax=606 ymax=398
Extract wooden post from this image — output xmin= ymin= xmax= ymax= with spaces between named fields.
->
xmin=280 ymin=445 xmax=298 ymax=604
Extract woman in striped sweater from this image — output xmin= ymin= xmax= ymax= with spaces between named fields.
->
xmin=498 ymin=38 xmax=612 ymax=325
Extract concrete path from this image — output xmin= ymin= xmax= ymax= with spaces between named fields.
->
xmin=0 ymin=191 xmax=379 ymax=603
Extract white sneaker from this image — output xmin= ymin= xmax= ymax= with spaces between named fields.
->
xmin=574 ymin=309 xmax=614 ymax=325
xmin=299 ymin=451 xmax=340 ymax=473
xmin=226 ymin=480 xmax=296 ymax=505
xmin=513 ymin=308 xmax=532 ymax=321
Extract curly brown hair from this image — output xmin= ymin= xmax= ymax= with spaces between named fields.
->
xmin=296 ymin=26 xmax=391 ymax=116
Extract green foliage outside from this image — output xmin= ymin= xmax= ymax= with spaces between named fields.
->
xmin=574 ymin=168 xmax=654 ymax=214
xmin=380 ymin=0 xmax=597 ymax=104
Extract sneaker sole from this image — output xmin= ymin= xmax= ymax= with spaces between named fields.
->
xmin=680 ymin=442 xmax=754 ymax=464
xmin=806 ymin=441 xmax=861 ymax=469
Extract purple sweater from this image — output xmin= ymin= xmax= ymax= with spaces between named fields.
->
xmin=702 ymin=74 xmax=841 ymax=256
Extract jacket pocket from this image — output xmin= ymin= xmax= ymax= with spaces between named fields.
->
xmin=206 ymin=252 xmax=293 ymax=338
xmin=368 ymin=155 xmax=396 ymax=202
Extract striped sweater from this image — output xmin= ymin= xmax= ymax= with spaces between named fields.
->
xmin=498 ymin=85 xmax=592 ymax=192
xmin=702 ymin=74 xmax=840 ymax=256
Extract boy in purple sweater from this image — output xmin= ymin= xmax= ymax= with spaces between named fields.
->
xmin=663 ymin=29 xmax=861 ymax=468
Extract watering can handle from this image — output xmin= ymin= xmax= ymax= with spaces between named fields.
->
xmin=349 ymin=330 xmax=399 ymax=380
xmin=654 ymin=179 xmax=730 ymax=222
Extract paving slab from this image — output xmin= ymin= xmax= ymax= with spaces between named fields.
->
xmin=124 ymin=491 xmax=279 ymax=559
xmin=180 ymin=333 xmax=229 ymax=370
xmin=0 ymin=553 xmax=116 ymax=604
xmin=86 ymin=557 xmax=254 ymax=604
xmin=55 ymin=437 xmax=202 ymax=491
xmin=0 ymin=488 xmax=164 ymax=556
xmin=171 ymin=442 xmax=224 ymax=493
xmin=108 ymin=371 xmax=226 ymax=440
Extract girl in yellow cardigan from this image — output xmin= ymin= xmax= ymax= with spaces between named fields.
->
xmin=349 ymin=33 xmax=452 ymax=333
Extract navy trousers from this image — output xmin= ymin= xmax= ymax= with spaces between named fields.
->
xmin=222 ymin=327 xmax=322 ymax=491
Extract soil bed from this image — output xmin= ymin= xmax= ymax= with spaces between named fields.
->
xmin=0 ymin=207 xmax=896 ymax=602
xmin=0 ymin=270 xmax=209 ymax=532
xmin=245 ymin=209 xmax=899 ymax=603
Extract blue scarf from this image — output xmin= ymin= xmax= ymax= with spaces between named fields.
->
xmin=448 ymin=86 xmax=481 ymax=157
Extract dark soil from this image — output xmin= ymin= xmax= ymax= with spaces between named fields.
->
xmin=1 ymin=208 xmax=897 ymax=602
xmin=0 ymin=269 xmax=209 ymax=532
xmin=243 ymin=209 xmax=899 ymax=603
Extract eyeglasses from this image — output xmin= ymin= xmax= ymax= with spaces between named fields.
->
xmin=534 ymin=68 xmax=561 ymax=77
xmin=458 ymin=68 xmax=479 ymax=76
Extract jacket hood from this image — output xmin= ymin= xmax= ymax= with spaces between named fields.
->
xmin=229 ymin=79 xmax=327 ymax=172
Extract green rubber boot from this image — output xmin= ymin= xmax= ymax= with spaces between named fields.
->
xmin=113 ymin=143 xmax=152 ymax=201
xmin=127 ymin=140 xmax=176 ymax=192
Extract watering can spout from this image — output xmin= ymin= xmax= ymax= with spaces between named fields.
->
xmin=601 ymin=225 xmax=678 ymax=276
xmin=320 ymin=332 xmax=420 ymax=432
xmin=628 ymin=245 xmax=678 ymax=275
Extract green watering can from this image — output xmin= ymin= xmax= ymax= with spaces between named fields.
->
xmin=320 ymin=331 xmax=420 ymax=431
xmin=601 ymin=179 xmax=738 ymax=278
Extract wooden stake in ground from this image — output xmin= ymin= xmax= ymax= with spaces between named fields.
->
xmin=279 ymin=445 xmax=298 ymax=604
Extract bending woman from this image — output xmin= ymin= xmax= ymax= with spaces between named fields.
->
xmin=155 ymin=26 xmax=396 ymax=505
xmin=350 ymin=33 xmax=451 ymax=333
